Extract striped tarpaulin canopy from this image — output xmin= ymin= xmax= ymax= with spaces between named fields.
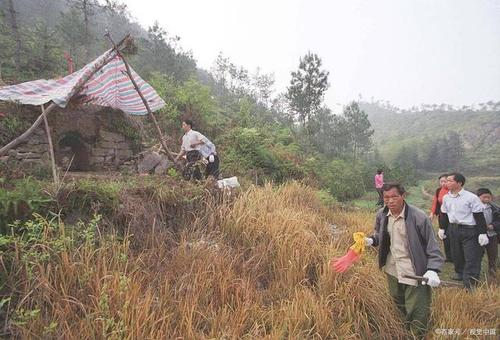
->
xmin=0 ymin=50 xmax=165 ymax=115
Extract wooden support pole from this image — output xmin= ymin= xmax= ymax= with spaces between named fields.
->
xmin=104 ymin=32 xmax=179 ymax=169
xmin=41 ymin=105 xmax=58 ymax=186
xmin=0 ymin=34 xmax=131 ymax=157
xmin=0 ymin=102 xmax=57 ymax=156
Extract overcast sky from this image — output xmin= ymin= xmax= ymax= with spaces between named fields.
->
xmin=126 ymin=0 xmax=500 ymax=109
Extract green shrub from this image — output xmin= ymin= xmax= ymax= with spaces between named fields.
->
xmin=303 ymin=158 xmax=366 ymax=201
xmin=0 ymin=115 xmax=30 ymax=145
xmin=324 ymin=160 xmax=365 ymax=201
xmin=220 ymin=127 xmax=304 ymax=183
xmin=62 ymin=179 xmax=123 ymax=215
xmin=0 ymin=178 xmax=53 ymax=233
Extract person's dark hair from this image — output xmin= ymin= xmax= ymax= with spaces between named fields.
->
xmin=382 ymin=182 xmax=406 ymax=195
xmin=476 ymin=188 xmax=492 ymax=197
xmin=377 ymin=169 xmax=383 ymax=175
xmin=183 ymin=119 xmax=193 ymax=128
xmin=438 ymin=173 xmax=448 ymax=180
xmin=448 ymin=172 xmax=466 ymax=186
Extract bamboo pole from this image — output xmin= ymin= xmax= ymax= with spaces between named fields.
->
xmin=0 ymin=102 xmax=57 ymax=156
xmin=104 ymin=32 xmax=179 ymax=169
xmin=0 ymin=34 xmax=131 ymax=156
xmin=41 ymin=105 xmax=58 ymax=186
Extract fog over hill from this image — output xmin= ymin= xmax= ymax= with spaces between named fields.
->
xmin=360 ymin=101 xmax=500 ymax=172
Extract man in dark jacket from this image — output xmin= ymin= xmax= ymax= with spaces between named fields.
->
xmin=477 ymin=188 xmax=500 ymax=278
xmin=365 ymin=183 xmax=444 ymax=338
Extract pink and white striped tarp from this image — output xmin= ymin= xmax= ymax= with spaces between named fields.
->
xmin=0 ymin=49 xmax=165 ymax=115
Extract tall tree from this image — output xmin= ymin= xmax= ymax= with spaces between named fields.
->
xmin=67 ymin=0 xmax=99 ymax=60
xmin=446 ymin=131 xmax=465 ymax=170
xmin=0 ymin=10 xmax=14 ymax=80
xmin=102 ymin=0 xmax=127 ymax=14
xmin=137 ymin=22 xmax=196 ymax=82
xmin=6 ymin=0 xmax=21 ymax=71
xmin=308 ymin=108 xmax=351 ymax=157
xmin=286 ymin=52 xmax=329 ymax=133
xmin=251 ymin=67 xmax=274 ymax=108
xmin=424 ymin=143 xmax=440 ymax=170
xmin=58 ymin=8 xmax=86 ymax=68
xmin=395 ymin=144 xmax=420 ymax=168
xmin=24 ymin=20 xmax=65 ymax=78
xmin=211 ymin=52 xmax=250 ymax=95
xmin=343 ymin=102 xmax=374 ymax=161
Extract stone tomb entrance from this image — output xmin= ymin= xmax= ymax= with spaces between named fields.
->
xmin=8 ymin=105 xmax=140 ymax=171
xmin=57 ymin=131 xmax=91 ymax=171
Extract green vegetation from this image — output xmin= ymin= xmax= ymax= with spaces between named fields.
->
xmin=2 ymin=1 xmax=497 ymax=201
xmin=0 ymin=178 xmax=53 ymax=232
xmin=0 ymin=0 xmax=384 ymax=202
xmin=362 ymin=101 xmax=500 ymax=174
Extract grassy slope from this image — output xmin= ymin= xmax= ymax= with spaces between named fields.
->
xmin=1 ymin=179 xmax=498 ymax=338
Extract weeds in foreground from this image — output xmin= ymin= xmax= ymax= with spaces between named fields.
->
xmin=0 ymin=181 xmax=497 ymax=339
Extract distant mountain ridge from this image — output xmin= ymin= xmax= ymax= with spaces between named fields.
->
xmin=359 ymin=101 xmax=500 ymax=172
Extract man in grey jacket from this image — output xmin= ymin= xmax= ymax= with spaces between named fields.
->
xmin=365 ymin=183 xmax=444 ymax=338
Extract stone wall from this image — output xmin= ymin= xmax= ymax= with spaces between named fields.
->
xmin=90 ymin=129 xmax=134 ymax=169
xmin=7 ymin=105 xmax=139 ymax=171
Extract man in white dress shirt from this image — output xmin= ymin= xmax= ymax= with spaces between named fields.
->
xmin=439 ymin=172 xmax=489 ymax=290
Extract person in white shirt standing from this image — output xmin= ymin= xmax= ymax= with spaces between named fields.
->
xmin=175 ymin=119 xmax=219 ymax=179
xmin=439 ymin=173 xmax=489 ymax=290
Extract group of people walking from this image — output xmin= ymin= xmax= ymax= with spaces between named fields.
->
xmin=368 ymin=172 xmax=498 ymax=338
xmin=430 ymin=173 xmax=499 ymax=285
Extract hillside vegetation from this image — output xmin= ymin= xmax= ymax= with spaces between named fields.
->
xmin=2 ymin=0 xmax=498 ymax=196
xmin=361 ymin=102 xmax=500 ymax=174
xmin=0 ymin=0 xmax=384 ymax=201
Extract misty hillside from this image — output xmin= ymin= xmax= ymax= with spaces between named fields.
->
xmin=1 ymin=0 xmax=498 ymax=191
xmin=360 ymin=102 xmax=500 ymax=172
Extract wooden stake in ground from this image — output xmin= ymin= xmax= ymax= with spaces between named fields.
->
xmin=104 ymin=32 xmax=179 ymax=170
xmin=41 ymin=104 xmax=58 ymax=186
xmin=0 ymin=34 xmax=130 ymax=157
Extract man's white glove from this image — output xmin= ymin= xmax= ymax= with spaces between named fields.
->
xmin=478 ymin=234 xmax=489 ymax=246
xmin=437 ymin=229 xmax=446 ymax=240
xmin=208 ymin=154 xmax=215 ymax=163
xmin=422 ymin=270 xmax=440 ymax=287
xmin=365 ymin=237 xmax=374 ymax=246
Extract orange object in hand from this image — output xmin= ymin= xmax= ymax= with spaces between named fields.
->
xmin=331 ymin=232 xmax=366 ymax=273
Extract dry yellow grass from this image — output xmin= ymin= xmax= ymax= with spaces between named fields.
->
xmin=2 ymin=181 xmax=498 ymax=339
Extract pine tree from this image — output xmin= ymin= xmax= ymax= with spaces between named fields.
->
xmin=343 ymin=102 xmax=374 ymax=161
xmin=286 ymin=52 xmax=329 ymax=135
